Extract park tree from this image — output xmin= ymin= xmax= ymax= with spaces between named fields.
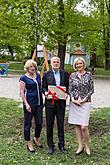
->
xmin=89 ymin=0 xmax=110 ymax=69
xmin=39 ymin=0 xmax=97 ymax=69
xmin=1 ymin=0 xmax=87 ymax=67
xmin=0 ymin=0 xmax=37 ymax=59
xmin=2 ymin=0 xmax=109 ymax=70
xmin=0 ymin=0 xmax=24 ymax=58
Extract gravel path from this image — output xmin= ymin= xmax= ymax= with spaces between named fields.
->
xmin=0 ymin=74 xmax=21 ymax=101
xmin=0 ymin=74 xmax=110 ymax=108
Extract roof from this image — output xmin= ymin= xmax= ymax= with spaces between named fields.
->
xmin=73 ymin=48 xmax=86 ymax=55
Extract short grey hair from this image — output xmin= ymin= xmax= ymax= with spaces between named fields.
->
xmin=24 ymin=59 xmax=37 ymax=72
xmin=51 ymin=56 xmax=60 ymax=64
xmin=73 ymin=57 xmax=86 ymax=70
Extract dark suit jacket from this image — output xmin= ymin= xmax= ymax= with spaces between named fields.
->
xmin=42 ymin=69 xmax=69 ymax=108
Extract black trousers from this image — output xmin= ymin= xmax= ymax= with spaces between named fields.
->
xmin=23 ymin=105 xmax=43 ymax=141
xmin=45 ymin=101 xmax=65 ymax=148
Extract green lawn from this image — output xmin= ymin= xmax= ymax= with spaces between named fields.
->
xmin=8 ymin=62 xmax=110 ymax=77
xmin=0 ymin=98 xmax=110 ymax=165
xmin=64 ymin=65 xmax=110 ymax=77
xmin=95 ymin=68 xmax=110 ymax=76
xmin=9 ymin=62 xmax=24 ymax=70
xmin=8 ymin=62 xmax=24 ymax=74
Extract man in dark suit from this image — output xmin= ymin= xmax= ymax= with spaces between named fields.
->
xmin=42 ymin=56 xmax=69 ymax=154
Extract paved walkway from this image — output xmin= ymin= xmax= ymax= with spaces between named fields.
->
xmin=0 ymin=74 xmax=110 ymax=108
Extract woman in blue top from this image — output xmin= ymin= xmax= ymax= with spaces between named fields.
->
xmin=19 ymin=59 xmax=43 ymax=153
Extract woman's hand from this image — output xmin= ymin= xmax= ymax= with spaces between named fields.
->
xmin=19 ymin=81 xmax=31 ymax=112
xmin=71 ymin=97 xmax=81 ymax=106
xmin=26 ymin=104 xmax=31 ymax=112
xmin=45 ymin=91 xmax=48 ymax=99
xmin=79 ymin=98 xmax=87 ymax=104
xmin=65 ymin=93 xmax=68 ymax=99
xmin=73 ymin=100 xmax=81 ymax=106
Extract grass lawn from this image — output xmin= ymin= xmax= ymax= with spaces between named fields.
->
xmin=9 ymin=63 xmax=24 ymax=70
xmin=95 ymin=68 xmax=110 ymax=76
xmin=0 ymin=98 xmax=110 ymax=165
xmin=64 ymin=65 xmax=110 ymax=77
xmin=8 ymin=62 xmax=24 ymax=74
xmin=8 ymin=62 xmax=110 ymax=77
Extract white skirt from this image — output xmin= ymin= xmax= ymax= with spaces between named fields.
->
xmin=68 ymin=102 xmax=92 ymax=126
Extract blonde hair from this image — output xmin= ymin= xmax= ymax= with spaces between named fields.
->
xmin=73 ymin=57 xmax=86 ymax=70
xmin=51 ymin=56 xmax=60 ymax=64
xmin=24 ymin=59 xmax=37 ymax=72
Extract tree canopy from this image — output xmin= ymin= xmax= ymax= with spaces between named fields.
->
xmin=0 ymin=0 xmax=110 ymax=69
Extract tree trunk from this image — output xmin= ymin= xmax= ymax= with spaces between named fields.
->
xmin=101 ymin=0 xmax=109 ymax=69
xmin=104 ymin=0 xmax=110 ymax=69
xmin=58 ymin=42 xmax=66 ymax=69
xmin=8 ymin=45 xmax=14 ymax=60
xmin=57 ymin=0 xmax=66 ymax=70
xmin=105 ymin=26 xmax=110 ymax=69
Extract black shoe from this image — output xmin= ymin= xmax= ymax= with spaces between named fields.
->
xmin=76 ymin=147 xmax=84 ymax=155
xmin=59 ymin=147 xmax=67 ymax=154
xmin=27 ymin=145 xmax=35 ymax=153
xmin=33 ymin=138 xmax=43 ymax=148
xmin=47 ymin=147 xmax=54 ymax=155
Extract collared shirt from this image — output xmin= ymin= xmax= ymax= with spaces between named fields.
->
xmin=69 ymin=71 xmax=94 ymax=102
xmin=53 ymin=70 xmax=60 ymax=86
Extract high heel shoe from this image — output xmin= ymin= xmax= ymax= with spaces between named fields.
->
xmin=85 ymin=150 xmax=90 ymax=156
xmin=33 ymin=138 xmax=43 ymax=148
xmin=76 ymin=147 xmax=84 ymax=155
xmin=27 ymin=145 xmax=35 ymax=153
